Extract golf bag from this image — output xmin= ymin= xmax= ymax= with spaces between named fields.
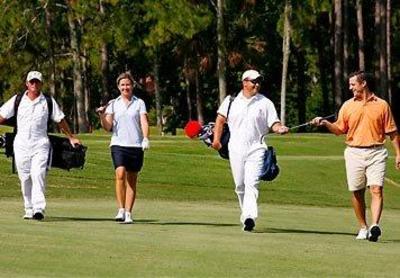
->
xmin=3 ymin=132 xmax=87 ymax=171
xmin=259 ymin=146 xmax=279 ymax=181
xmin=198 ymin=122 xmax=230 ymax=159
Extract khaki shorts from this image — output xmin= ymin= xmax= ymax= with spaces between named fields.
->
xmin=344 ymin=146 xmax=388 ymax=191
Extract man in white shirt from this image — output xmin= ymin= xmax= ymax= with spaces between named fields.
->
xmin=212 ymin=69 xmax=288 ymax=231
xmin=0 ymin=71 xmax=80 ymax=220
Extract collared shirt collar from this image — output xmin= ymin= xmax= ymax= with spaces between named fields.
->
xmin=353 ymin=93 xmax=377 ymax=103
xmin=237 ymin=90 xmax=261 ymax=102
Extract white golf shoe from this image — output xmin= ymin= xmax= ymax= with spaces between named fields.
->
xmin=23 ymin=209 xmax=34 ymax=220
xmin=355 ymin=227 xmax=368 ymax=240
xmin=115 ymin=208 xmax=125 ymax=222
xmin=368 ymin=225 xmax=382 ymax=242
xmin=122 ymin=212 xmax=133 ymax=224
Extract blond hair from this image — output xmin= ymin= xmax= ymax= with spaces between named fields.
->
xmin=116 ymin=72 xmax=135 ymax=86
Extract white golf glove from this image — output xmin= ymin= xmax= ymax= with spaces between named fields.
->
xmin=142 ymin=137 xmax=150 ymax=151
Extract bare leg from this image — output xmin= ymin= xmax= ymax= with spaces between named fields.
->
xmin=351 ymin=189 xmax=367 ymax=228
xmin=369 ymin=186 xmax=383 ymax=225
xmin=125 ymin=171 xmax=138 ymax=212
xmin=115 ymin=167 xmax=127 ymax=209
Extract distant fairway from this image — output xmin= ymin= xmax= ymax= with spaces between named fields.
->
xmin=1 ymin=128 xmax=400 ymax=277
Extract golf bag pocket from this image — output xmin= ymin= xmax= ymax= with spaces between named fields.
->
xmin=259 ymin=146 xmax=279 ymax=181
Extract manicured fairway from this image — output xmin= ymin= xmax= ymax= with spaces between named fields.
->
xmin=1 ymin=129 xmax=400 ymax=277
xmin=1 ymin=199 xmax=400 ymax=277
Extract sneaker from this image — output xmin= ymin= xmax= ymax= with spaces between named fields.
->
xmin=355 ymin=227 xmax=368 ymax=240
xmin=122 ymin=212 xmax=133 ymax=224
xmin=23 ymin=209 xmax=34 ymax=220
xmin=33 ymin=209 xmax=44 ymax=221
xmin=368 ymin=225 xmax=382 ymax=242
xmin=243 ymin=218 xmax=255 ymax=232
xmin=115 ymin=208 xmax=125 ymax=222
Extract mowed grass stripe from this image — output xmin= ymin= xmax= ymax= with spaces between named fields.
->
xmin=1 ymin=199 xmax=400 ymax=277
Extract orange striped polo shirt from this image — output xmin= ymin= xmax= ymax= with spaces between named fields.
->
xmin=334 ymin=94 xmax=397 ymax=147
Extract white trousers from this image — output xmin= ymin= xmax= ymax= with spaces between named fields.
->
xmin=14 ymin=137 xmax=50 ymax=212
xmin=229 ymin=146 xmax=265 ymax=223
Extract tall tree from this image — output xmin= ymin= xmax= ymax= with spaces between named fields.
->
xmin=66 ymin=0 xmax=89 ymax=133
xmin=280 ymin=0 xmax=292 ymax=125
xmin=334 ymin=0 xmax=343 ymax=109
xmin=356 ymin=0 xmax=365 ymax=70
xmin=217 ymin=0 xmax=227 ymax=104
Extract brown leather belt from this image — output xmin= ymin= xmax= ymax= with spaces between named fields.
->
xmin=349 ymin=145 xmax=384 ymax=149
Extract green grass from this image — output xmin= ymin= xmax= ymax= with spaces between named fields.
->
xmin=1 ymin=128 xmax=400 ymax=277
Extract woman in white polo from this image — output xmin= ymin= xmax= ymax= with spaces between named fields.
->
xmin=97 ymin=72 xmax=149 ymax=224
xmin=212 ymin=70 xmax=289 ymax=232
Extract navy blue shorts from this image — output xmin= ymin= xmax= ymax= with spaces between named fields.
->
xmin=111 ymin=146 xmax=144 ymax=172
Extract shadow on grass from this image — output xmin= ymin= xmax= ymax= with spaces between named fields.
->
xmin=44 ymin=216 xmax=235 ymax=227
xmin=254 ymin=227 xmax=354 ymax=236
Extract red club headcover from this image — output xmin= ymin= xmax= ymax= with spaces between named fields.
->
xmin=184 ymin=120 xmax=202 ymax=138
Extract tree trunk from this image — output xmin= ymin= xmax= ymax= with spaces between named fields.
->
xmin=153 ymin=52 xmax=163 ymax=133
xmin=81 ymin=48 xmax=91 ymax=131
xmin=195 ymin=65 xmax=204 ymax=125
xmin=343 ymin=0 xmax=349 ymax=100
xmin=43 ymin=1 xmax=56 ymax=98
xmin=356 ymin=0 xmax=365 ymax=71
xmin=386 ymin=0 xmax=392 ymax=104
xmin=280 ymin=0 xmax=291 ymax=125
xmin=217 ymin=0 xmax=227 ymax=104
xmin=67 ymin=1 xmax=88 ymax=133
xmin=379 ymin=0 xmax=388 ymax=99
xmin=334 ymin=0 xmax=343 ymax=109
xmin=99 ymin=0 xmax=110 ymax=104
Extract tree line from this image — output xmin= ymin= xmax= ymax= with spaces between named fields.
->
xmin=0 ymin=0 xmax=399 ymax=133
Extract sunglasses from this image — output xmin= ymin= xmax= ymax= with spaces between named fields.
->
xmin=245 ymin=78 xmax=262 ymax=85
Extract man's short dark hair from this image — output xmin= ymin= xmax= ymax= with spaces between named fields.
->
xmin=349 ymin=70 xmax=375 ymax=91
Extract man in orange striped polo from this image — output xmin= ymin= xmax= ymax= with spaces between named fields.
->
xmin=311 ymin=71 xmax=400 ymax=242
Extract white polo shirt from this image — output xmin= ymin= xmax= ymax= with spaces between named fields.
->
xmin=0 ymin=91 xmax=65 ymax=142
xmin=105 ymin=95 xmax=147 ymax=147
xmin=217 ymin=92 xmax=280 ymax=152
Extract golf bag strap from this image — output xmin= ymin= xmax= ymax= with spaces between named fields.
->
xmin=13 ymin=93 xmax=53 ymax=133
xmin=226 ymin=96 xmax=234 ymax=121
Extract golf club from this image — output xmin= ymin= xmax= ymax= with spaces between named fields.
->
xmin=289 ymin=114 xmax=336 ymax=130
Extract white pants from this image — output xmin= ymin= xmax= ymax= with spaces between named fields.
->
xmin=14 ymin=136 xmax=50 ymax=212
xmin=229 ymin=145 xmax=265 ymax=223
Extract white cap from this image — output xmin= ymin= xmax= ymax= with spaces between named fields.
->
xmin=241 ymin=69 xmax=262 ymax=81
xmin=26 ymin=71 xmax=43 ymax=82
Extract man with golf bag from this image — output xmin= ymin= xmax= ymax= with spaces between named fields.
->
xmin=212 ymin=69 xmax=289 ymax=232
xmin=311 ymin=70 xmax=400 ymax=242
xmin=0 ymin=71 xmax=80 ymax=220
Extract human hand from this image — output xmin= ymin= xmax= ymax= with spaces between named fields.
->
xmin=69 ymin=137 xmax=81 ymax=148
xmin=211 ymin=141 xmax=222 ymax=151
xmin=277 ymin=125 xmax=289 ymax=134
xmin=310 ymin=117 xmax=324 ymax=126
xmin=96 ymin=106 xmax=106 ymax=115
xmin=396 ymin=155 xmax=400 ymax=170
xmin=142 ymin=137 xmax=150 ymax=151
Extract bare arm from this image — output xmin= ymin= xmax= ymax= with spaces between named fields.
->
xmin=0 ymin=115 xmax=6 ymax=125
xmin=140 ymin=113 xmax=149 ymax=139
xmin=311 ymin=117 xmax=345 ymax=136
xmin=211 ymin=114 xmax=226 ymax=150
xmin=388 ymin=131 xmax=400 ymax=170
xmin=57 ymin=118 xmax=81 ymax=146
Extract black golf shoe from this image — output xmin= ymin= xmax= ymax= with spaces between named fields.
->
xmin=243 ymin=218 xmax=255 ymax=232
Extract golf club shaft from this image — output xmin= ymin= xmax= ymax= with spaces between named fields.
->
xmin=289 ymin=114 xmax=336 ymax=130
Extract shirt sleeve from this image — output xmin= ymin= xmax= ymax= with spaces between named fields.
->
xmin=383 ymin=103 xmax=397 ymax=134
xmin=0 ymin=95 xmax=17 ymax=119
xmin=51 ymin=97 xmax=66 ymax=123
xmin=216 ymin=96 xmax=231 ymax=118
xmin=333 ymin=102 xmax=348 ymax=133
xmin=139 ymin=99 xmax=147 ymax=114
xmin=266 ymin=99 xmax=280 ymax=128
xmin=105 ymin=99 xmax=115 ymax=115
